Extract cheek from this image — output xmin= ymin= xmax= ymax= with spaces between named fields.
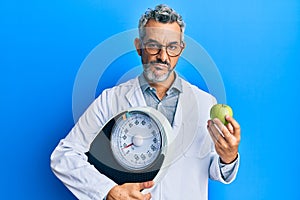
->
xmin=141 ymin=54 xmax=148 ymax=64
xmin=170 ymin=57 xmax=179 ymax=68
xmin=141 ymin=52 xmax=156 ymax=64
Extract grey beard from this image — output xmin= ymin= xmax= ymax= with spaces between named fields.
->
xmin=143 ymin=64 xmax=173 ymax=83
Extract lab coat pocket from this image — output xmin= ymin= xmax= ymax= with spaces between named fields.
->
xmin=183 ymin=126 xmax=213 ymax=159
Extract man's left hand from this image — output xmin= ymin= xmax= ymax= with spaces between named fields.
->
xmin=207 ymin=115 xmax=241 ymax=164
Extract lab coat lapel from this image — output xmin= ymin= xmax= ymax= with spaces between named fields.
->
xmin=125 ymin=77 xmax=147 ymax=107
xmin=167 ymin=80 xmax=199 ymax=162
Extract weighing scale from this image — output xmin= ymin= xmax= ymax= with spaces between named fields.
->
xmin=87 ymin=107 xmax=173 ymax=185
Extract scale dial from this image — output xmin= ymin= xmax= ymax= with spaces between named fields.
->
xmin=111 ymin=111 xmax=163 ymax=171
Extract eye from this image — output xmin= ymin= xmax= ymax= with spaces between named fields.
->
xmin=168 ymin=44 xmax=179 ymax=51
xmin=146 ymin=43 xmax=160 ymax=49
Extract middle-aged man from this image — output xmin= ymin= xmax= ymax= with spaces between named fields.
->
xmin=51 ymin=4 xmax=241 ymax=200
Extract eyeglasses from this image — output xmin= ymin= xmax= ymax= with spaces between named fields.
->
xmin=143 ymin=41 xmax=184 ymax=57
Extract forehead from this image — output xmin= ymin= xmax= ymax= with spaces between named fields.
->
xmin=143 ymin=19 xmax=182 ymax=43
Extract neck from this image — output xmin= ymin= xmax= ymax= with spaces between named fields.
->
xmin=148 ymin=72 xmax=175 ymax=100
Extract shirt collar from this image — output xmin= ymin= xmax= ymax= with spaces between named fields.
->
xmin=138 ymin=72 xmax=183 ymax=94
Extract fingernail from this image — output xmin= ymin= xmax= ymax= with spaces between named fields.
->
xmin=208 ymin=120 xmax=212 ymax=126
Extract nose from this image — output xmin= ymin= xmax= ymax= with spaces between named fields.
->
xmin=157 ymin=46 xmax=168 ymax=62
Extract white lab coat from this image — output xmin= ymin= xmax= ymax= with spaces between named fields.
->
xmin=50 ymin=76 xmax=239 ymax=200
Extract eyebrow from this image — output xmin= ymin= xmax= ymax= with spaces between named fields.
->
xmin=145 ymin=39 xmax=180 ymax=45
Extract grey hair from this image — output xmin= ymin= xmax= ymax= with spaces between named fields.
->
xmin=138 ymin=4 xmax=185 ymax=41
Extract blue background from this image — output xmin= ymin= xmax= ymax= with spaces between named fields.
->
xmin=1 ymin=0 xmax=299 ymax=199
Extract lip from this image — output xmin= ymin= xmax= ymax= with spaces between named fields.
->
xmin=152 ymin=63 xmax=169 ymax=70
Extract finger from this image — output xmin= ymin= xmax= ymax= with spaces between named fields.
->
xmin=208 ymin=120 xmax=227 ymax=146
xmin=143 ymin=192 xmax=152 ymax=200
xmin=207 ymin=120 xmax=220 ymax=141
xmin=211 ymin=118 xmax=225 ymax=137
xmin=226 ymin=122 xmax=234 ymax=134
xmin=137 ymin=181 xmax=154 ymax=190
xmin=210 ymin=120 xmax=238 ymax=150
xmin=128 ymin=190 xmax=145 ymax=200
xmin=225 ymin=115 xmax=241 ymax=138
xmin=207 ymin=123 xmax=218 ymax=143
xmin=208 ymin=126 xmax=230 ymax=156
xmin=212 ymin=118 xmax=234 ymax=141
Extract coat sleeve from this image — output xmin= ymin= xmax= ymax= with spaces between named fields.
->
xmin=50 ymin=89 xmax=117 ymax=200
xmin=209 ymin=152 xmax=240 ymax=184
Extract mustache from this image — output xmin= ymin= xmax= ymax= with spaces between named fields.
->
xmin=149 ymin=60 xmax=171 ymax=68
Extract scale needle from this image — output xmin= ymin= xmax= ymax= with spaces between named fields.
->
xmin=122 ymin=143 xmax=134 ymax=149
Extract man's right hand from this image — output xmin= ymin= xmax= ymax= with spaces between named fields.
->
xmin=106 ymin=181 xmax=154 ymax=200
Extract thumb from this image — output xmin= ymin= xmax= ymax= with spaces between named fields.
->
xmin=143 ymin=192 xmax=152 ymax=200
xmin=137 ymin=180 xmax=155 ymax=190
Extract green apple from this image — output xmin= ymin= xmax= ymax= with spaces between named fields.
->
xmin=210 ymin=104 xmax=233 ymax=125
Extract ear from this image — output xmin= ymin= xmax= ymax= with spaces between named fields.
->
xmin=134 ymin=38 xmax=142 ymax=56
xmin=180 ymin=41 xmax=186 ymax=55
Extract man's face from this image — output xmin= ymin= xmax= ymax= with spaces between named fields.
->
xmin=135 ymin=19 xmax=184 ymax=83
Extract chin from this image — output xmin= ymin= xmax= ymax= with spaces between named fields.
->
xmin=144 ymin=69 xmax=171 ymax=83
